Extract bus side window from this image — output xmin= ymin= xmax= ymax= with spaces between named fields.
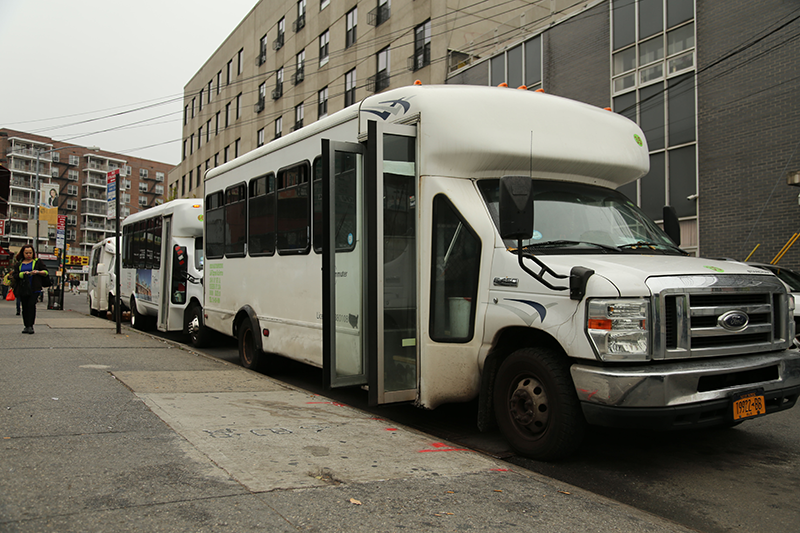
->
xmin=277 ymin=162 xmax=311 ymax=255
xmin=248 ymin=173 xmax=275 ymax=256
xmin=430 ymin=194 xmax=481 ymax=343
xmin=312 ymin=157 xmax=322 ymax=253
xmin=225 ymin=183 xmax=247 ymax=258
xmin=206 ymin=191 xmax=225 ymax=259
xmin=153 ymin=216 xmax=163 ymax=268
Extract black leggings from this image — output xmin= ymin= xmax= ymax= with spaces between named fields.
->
xmin=20 ymin=292 xmax=39 ymax=328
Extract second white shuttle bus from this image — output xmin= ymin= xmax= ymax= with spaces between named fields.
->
xmin=202 ymin=85 xmax=799 ymax=459
xmin=119 ymin=199 xmax=210 ymax=345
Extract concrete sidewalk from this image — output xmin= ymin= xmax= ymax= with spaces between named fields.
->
xmin=0 ymin=299 xmax=693 ymax=532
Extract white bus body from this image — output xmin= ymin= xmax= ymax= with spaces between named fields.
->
xmin=203 ymin=85 xmax=800 ymax=459
xmin=88 ymin=237 xmax=116 ymax=317
xmin=119 ymin=199 xmax=210 ymax=345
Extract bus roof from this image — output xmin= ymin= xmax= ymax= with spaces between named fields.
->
xmin=121 ymin=199 xmax=204 ymax=237
xmin=207 ymin=85 xmax=649 ymax=189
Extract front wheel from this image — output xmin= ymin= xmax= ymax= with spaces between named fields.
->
xmin=186 ymin=303 xmax=213 ymax=348
xmin=238 ymin=319 xmax=264 ymax=371
xmin=493 ymin=347 xmax=585 ymax=461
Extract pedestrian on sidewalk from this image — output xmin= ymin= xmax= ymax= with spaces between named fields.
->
xmin=13 ymin=245 xmax=49 ymax=334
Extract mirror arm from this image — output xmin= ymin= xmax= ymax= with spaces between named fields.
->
xmin=515 ymin=239 xmax=595 ymax=301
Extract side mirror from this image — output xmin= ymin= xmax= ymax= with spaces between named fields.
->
xmin=663 ymin=205 xmax=681 ymax=246
xmin=499 ymin=176 xmax=534 ymax=240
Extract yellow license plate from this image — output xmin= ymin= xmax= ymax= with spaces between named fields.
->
xmin=732 ymin=391 xmax=766 ymax=421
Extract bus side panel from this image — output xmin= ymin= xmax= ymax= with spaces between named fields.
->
xmin=416 ymin=177 xmax=497 ymax=409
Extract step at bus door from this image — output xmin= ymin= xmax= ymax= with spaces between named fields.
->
xmin=365 ymin=120 xmax=418 ymax=406
xmin=322 ymin=140 xmax=368 ymax=388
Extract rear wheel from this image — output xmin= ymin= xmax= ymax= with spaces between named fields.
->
xmin=238 ymin=319 xmax=264 ymax=370
xmin=130 ymin=296 xmax=155 ymax=331
xmin=186 ymin=303 xmax=212 ymax=348
xmin=493 ymin=347 xmax=585 ymax=461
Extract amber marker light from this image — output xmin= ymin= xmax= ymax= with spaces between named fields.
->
xmin=587 ymin=319 xmax=612 ymax=330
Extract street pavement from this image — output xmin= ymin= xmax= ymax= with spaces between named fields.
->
xmin=0 ymin=294 xmax=695 ymax=532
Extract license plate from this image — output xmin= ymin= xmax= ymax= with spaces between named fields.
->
xmin=732 ymin=390 xmax=766 ymax=421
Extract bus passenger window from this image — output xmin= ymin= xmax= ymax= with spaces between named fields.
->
xmin=205 ymin=192 xmax=225 ymax=259
xmin=225 ymin=183 xmax=247 ymax=257
xmin=312 ymin=157 xmax=323 ymax=253
xmin=430 ymin=195 xmax=481 ymax=342
xmin=277 ymin=162 xmax=310 ymax=254
xmin=248 ymin=174 xmax=275 ymax=256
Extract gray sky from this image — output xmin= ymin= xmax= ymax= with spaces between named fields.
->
xmin=1 ymin=0 xmax=258 ymax=166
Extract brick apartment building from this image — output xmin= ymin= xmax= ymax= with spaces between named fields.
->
xmin=173 ymin=0 xmax=800 ymax=267
xmin=0 ymin=129 xmax=172 ymax=263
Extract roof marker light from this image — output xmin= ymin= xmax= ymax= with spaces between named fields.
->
xmin=517 ymin=85 xmax=527 ymax=90
xmin=535 ymin=88 xmax=545 ymax=93
xmin=414 ymin=80 xmax=422 ymax=85
xmin=498 ymin=82 xmax=509 ymax=87
xmin=604 ymin=107 xmax=612 ymax=111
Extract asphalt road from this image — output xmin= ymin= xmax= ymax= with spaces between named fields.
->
xmin=63 ymin=291 xmax=800 ymax=533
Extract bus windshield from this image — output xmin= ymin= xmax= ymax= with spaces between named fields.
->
xmin=478 ymin=178 xmax=684 ymax=255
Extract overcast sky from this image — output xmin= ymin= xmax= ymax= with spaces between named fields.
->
xmin=1 ymin=0 xmax=258 ymax=166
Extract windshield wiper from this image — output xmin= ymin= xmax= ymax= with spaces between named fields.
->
xmin=521 ymin=240 xmax=621 ymax=252
xmin=618 ymin=241 xmax=685 ymax=254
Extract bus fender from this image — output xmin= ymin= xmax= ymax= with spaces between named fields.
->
xmin=235 ymin=306 xmax=263 ymax=353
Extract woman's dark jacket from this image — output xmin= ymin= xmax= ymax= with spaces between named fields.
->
xmin=13 ymin=259 xmax=49 ymax=297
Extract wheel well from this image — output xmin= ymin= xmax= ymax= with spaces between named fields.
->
xmin=233 ymin=307 xmax=262 ymax=352
xmin=477 ymin=326 xmax=566 ymax=432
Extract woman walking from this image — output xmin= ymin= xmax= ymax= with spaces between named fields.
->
xmin=13 ymin=245 xmax=49 ymax=334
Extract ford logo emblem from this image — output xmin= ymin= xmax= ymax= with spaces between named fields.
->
xmin=718 ymin=310 xmax=749 ymax=331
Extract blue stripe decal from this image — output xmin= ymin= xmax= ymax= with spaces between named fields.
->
xmin=506 ymin=299 xmax=547 ymax=322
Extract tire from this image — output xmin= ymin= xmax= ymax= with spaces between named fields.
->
xmin=493 ymin=347 xmax=586 ymax=461
xmin=186 ymin=303 xmax=212 ymax=348
xmin=130 ymin=295 xmax=155 ymax=331
xmin=238 ymin=319 xmax=264 ymax=370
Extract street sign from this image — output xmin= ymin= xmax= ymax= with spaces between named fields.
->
xmin=0 ymin=219 xmax=4 ymax=236
xmin=107 ymin=169 xmax=119 ymax=218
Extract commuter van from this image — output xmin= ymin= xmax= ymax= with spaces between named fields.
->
xmin=87 ymin=237 xmax=116 ymax=317
xmin=119 ymin=199 xmax=210 ymax=346
xmin=203 ymin=85 xmax=800 ymax=459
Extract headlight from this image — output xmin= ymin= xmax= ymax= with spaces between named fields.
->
xmin=586 ymin=298 xmax=650 ymax=361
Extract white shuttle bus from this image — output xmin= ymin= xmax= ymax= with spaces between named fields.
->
xmin=120 ymin=199 xmax=211 ymax=345
xmin=88 ymin=237 xmax=116 ymax=317
xmin=203 ymin=85 xmax=800 ymax=459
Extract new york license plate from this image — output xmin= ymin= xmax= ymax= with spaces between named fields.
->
xmin=732 ymin=390 xmax=766 ymax=421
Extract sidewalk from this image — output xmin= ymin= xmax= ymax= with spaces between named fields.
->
xmin=0 ymin=299 xmax=694 ymax=532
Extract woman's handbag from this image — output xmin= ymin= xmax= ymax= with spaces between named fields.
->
xmin=41 ymin=275 xmax=52 ymax=288
xmin=5 ymin=288 xmax=14 ymax=301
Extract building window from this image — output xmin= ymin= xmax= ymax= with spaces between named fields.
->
xmin=155 ymin=185 xmax=164 ymax=195
xmin=68 ymin=170 xmax=79 ymax=181
xmin=226 ymin=102 xmax=231 ymax=127
xmin=215 ymin=112 xmax=220 ymax=135
xmin=191 ymin=97 xmax=196 ymax=118
xmin=190 ymin=134 xmax=194 ymax=155
xmin=208 ymin=80 xmax=213 ymax=103
xmin=258 ymin=34 xmax=268 ymax=66
xmin=227 ymin=59 xmax=233 ymax=85
xmin=237 ymin=48 xmax=244 ymax=75
xmin=320 ymin=0 xmax=329 ymax=9
xmin=274 ymin=67 xmax=284 ymax=99
xmin=198 ymin=126 xmax=203 ymax=148
xmin=414 ymin=20 xmax=431 ymax=71
xmin=257 ymin=128 xmax=266 ymax=147
xmin=345 ymin=68 xmax=357 ymax=106
xmin=156 ymin=172 xmax=164 ymax=182
xmin=294 ymin=103 xmax=304 ymax=131
xmin=319 ymin=30 xmax=330 ymax=67
xmin=224 ymin=145 xmax=230 ymax=163
xmin=67 ymin=184 xmax=78 ymax=195
xmin=275 ymin=17 xmax=285 ymax=50
xmin=199 ymin=89 xmax=204 ymax=112
xmin=206 ymin=119 xmax=212 ymax=142
xmin=235 ymin=138 xmax=241 ymax=158
xmin=369 ymin=0 xmax=391 ymax=26
xmin=184 ymin=105 xmax=189 ymax=125
xmin=346 ymin=7 xmax=357 ymax=49
xmin=139 ymin=197 xmax=148 ymax=207
xmin=140 ymin=169 xmax=149 ymax=179
xmin=216 ymin=71 xmax=222 ymax=93
xmin=197 ymin=165 xmax=202 ymax=189
xmin=139 ymin=182 xmax=149 ymax=193
xmin=318 ymin=87 xmax=328 ymax=119
xmin=371 ymin=46 xmax=390 ymax=92
xmin=236 ymin=93 xmax=242 ymax=120
xmin=275 ymin=116 xmax=283 ymax=139
xmin=294 ymin=50 xmax=305 ymax=85
xmin=611 ymin=0 xmax=697 ymax=250
xmin=257 ymin=82 xmax=266 ymax=113
xmin=66 ymin=199 xmax=78 ymax=211
xmin=294 ymin=0 xmax=306 ymax=32
xmin=69 ymin=155 xmax=80 ymax=166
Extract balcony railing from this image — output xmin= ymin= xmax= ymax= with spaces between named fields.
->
xmin=293 ymin=119 xmax=303 ymax=132
xmin=83 ymin=176 xmax=106 ymax=187
xmin=292 ymin=66 xmax=305 ymax=85
xmin=272 ymin=83 xmax=283 ymax=100
xmin=256 ymin=44 xmax=267 ymax=66
xmin=273 ymin=33 xmax=284 ymax=51
xmin=254 ymin=97 xmax=265 ymax=113
xmin=367 ymin=4 xmax=390 ymax=26
xmin=293 ymin=14 xmax=305 ymax=32
xmin=367 ymin=71 xmax=390 ymax=93
xmin=408 ymin=45 xmax=431 ymax=72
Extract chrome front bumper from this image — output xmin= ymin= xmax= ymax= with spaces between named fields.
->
xmin=571 ymin=350 xmax=800 ymax=408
